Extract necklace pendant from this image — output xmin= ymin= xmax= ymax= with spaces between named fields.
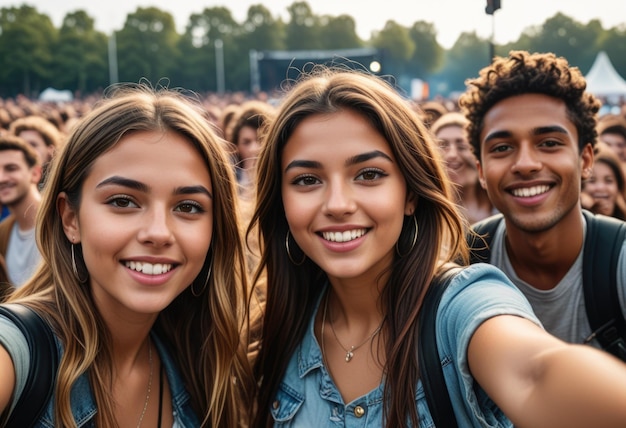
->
xmin=345 ymin=349 xmax=354 ymax=362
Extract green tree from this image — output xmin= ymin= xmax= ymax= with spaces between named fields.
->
xmin=179 ymin=7 xmax=243 ymax=92
xmin=318 ymin=15 xmax=362 ymax=49
xmin=52 ymin=11 xmax=108 ymax=95
xmin=116 ymin=7 xmax=180 ymax=86
xmin=525 ymin=13 xmax=599 ymax=68
xmin=285 ymin=2 xmax=322 ymax=50
xmin=600 ymin=26 xmax=626 ymax=79
xmin=372 ymin=20 xmax=414 ymax=87
xmin=407 ymin=21 xmax=444 ymax=78
xmin=433 ymin=31 xmax=492 ymax=96
xmin=0 ymin=5 xmax=57 ymax=97
xmin=241 ymin=4 xmax=284 ymax=51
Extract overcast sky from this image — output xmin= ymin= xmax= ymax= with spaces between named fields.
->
xmin=10 ymin=0 xmax=626 ymax=48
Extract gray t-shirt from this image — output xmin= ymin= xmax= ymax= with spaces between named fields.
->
xmin=0 ymin=315 xmax=30 ymax=414
xmin=6 ymin=225 xmax=41 ymax=287
xmin=489 ymin=215 xmax=626 ymax=348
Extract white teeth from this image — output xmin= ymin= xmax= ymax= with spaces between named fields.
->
xmin=511 ymin=185 xmax=550 ymax=197
xmin=124 ymin=261 xmax=173 ymax=275
xmin=322 ymin=229 xmax=367 ymax=243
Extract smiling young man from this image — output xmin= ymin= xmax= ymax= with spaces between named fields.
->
xmin=0 ymin=135 xmax=42 ymax=287
xmin=459 ymin=50 xmax=626 ymax=357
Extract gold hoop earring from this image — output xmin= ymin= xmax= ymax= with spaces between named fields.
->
xmin=71 ymin=243 xmax=88 ymax=283
xmin=395 ymin=215 xmax=419 ymax=257
xmin=286 ymin=230 xmax=306 ymax=266
xmin=191 ymin=259 xmax=213 ymax=297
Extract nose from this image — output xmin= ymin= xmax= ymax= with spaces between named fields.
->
xmin=322 ymin=178 xmax=357 ymax=218
xmin=249 ymin=140 xmax=261 ymax=156
xmin=511 ymin=143 xmax=541 ymax=175
xmin=137 ymin=206 xmax=174 ymax=247
xmin=444 ymin=144 xmax=461 ymax=163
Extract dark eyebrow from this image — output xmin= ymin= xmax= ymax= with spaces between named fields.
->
xmin=532 ymin=125 xmax=569 ymax=136
xmin=345 ymin=150 xmax=393 ymax=166
xmin=485 ymin=125 xmax=569 ymax=143
xmin=97 ymin=176 xmax=147 ymax=192
xmin=175 ymin=185 xmax=213 ymax=199
xmin=284 ymin=160 xmax=322 ymax=173
xmin=284 ymin=150 xmax=392 ymax=173
xmin=97 ymin=176 xmax=212 ymax=199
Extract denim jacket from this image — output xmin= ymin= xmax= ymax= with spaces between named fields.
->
xmin=0 ymin=325 xmax=200 ymax=428
xmin=270 ymin=263 xmax=541 ymax=427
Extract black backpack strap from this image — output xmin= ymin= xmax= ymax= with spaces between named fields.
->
xmin=419 ymin=266 xmax=462 ymax=427
xmin=0 ymin=304 xmax=58 ymax=428
xmin=582 ymin=211 xmax=626 ymax=360
xmin=467 ymin=214 xmax=504 ymax=265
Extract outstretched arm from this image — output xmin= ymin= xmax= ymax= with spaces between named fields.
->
xmin=469 ymin=315 xmax=626 ymax=428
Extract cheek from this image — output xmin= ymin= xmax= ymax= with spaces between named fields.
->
xmin=282 ymin=190 xmax=308 ymax=230
xmin=183 ymin=222 xmax=213 ymax=260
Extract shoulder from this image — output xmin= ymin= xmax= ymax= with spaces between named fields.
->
xmin=438 ymin=264 xmax=538 ymax=325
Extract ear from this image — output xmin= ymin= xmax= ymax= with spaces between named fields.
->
xmin=57 ymin=192 xmax=80 ymax=243
xmin=580 ymin=143 xmax=594 ymax=181
xmin=404 ymin=193 xmax=418 ymax=216
xmin=30 ymin=165 xmax=42 ymax=185
xmin=476 ymin=159 xmax=487 ymax=189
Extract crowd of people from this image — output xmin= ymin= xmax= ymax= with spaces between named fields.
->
xmin=0 ymin=50 xmax=625 ymax=427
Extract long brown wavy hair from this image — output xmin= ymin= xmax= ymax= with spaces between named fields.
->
xmin=249 ymin=68 xmax=469 ymax=427
xmin=6 ymin=84 xmax=254 ymax=427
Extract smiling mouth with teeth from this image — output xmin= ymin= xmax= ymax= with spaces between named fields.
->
xmin=511 ymin=184 xmax=551 ymax=197
xmin=321 ymin=229 xmax=368 ymax=243
xmin=124 ymin=261 xmax=173 ymax=275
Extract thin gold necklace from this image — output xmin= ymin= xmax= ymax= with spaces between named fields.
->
xmin=323 ymin=291 xmax=383 ymax=363
xmin=136 ymin=339 xmax=153 ymax=428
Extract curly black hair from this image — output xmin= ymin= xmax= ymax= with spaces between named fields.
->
xmin=458 ymin=50 xmax=601 ymax=161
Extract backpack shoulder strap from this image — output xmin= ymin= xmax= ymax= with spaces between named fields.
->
xmin=467 ymin=213 xmax=504 ymax=264
xmin=418 ymin=265 xmax=462 ymax=428
xmin=0 ymin=303 xmax=58 ymax=428
xmin=582 ymin=210 xmax=626 ymax=361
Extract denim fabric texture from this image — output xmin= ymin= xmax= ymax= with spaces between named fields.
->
xmin=271 ymin=263 xmax=541 ymax=427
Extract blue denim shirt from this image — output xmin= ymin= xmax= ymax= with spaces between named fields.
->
xmin=270 ymin=263 xmax=541 ymax=427
xmin=5 ymin=329 xmax=200 ymax=428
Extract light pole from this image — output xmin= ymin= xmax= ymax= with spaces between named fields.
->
xmin=485 ymin=0 xmax=501 ymax=62
xmin=215 ymin=38 xmax=225 ymax=94
xmin=108 ymin=32 xmax=118 ymax=85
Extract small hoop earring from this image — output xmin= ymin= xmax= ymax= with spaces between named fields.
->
xmin=285 ymin=230 xmax=306 ymax=266
xmin=395 ymin=215 xmax=419 ymax=257
xmin=191 ymin=258 xmax=213 ymax=297
xmin=71 ymin=243 xmax=88 ymax=283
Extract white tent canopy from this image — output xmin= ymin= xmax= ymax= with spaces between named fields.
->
xmin=584 ymin=51 xmax=626 ymax=100
xmin=38 ymin=87 xmax=73 ymax=103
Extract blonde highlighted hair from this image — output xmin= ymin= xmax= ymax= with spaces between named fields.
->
xmin=8 ymin=84 xmax=253 ymax=427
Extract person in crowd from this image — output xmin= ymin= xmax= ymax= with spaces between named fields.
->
xmin=218 ymin=103 xmax=241 ymax=142
xmin=431 ymin=111 xmax=496 ymax=224
xmin=0 ymin=85 xmax=254 ymax=426
xmin=228 ymin=100 xmax=276 ymax=199
xmin=9 ymin=115 xmax=64 ymax=189
xmin=597 ymin=114 xmax=626 ymax=172
xmin=248 ymin=67 xmax=626 ymax=428
xmin=581 ymin=142 xmax=626 ymax=220
xmin=416 ymin=100 xmax=448 ymax=129
xmin=459 ymin=50 xmax=626 ymax=349
xmin=0 ymin=135 xmax=42 ymax=287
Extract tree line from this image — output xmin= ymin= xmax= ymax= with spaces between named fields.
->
xmin=1 ymin=2 xmax=625 ymax=99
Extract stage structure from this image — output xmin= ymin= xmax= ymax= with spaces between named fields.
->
xmin=249 ymin=48 xmax=382 ymax=93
